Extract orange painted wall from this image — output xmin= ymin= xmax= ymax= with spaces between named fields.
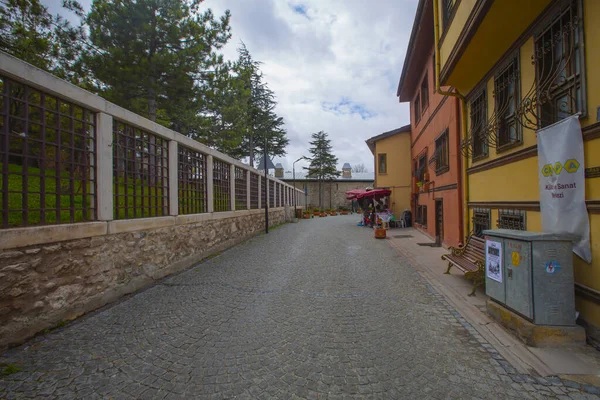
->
xmin=410 ymin=49 xmax=463 ymax=248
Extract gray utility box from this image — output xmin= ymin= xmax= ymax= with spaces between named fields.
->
xmin=482 ymin=229 xmax=575 ymax=326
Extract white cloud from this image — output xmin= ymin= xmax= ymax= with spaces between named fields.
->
xmin=43 ymin=0 xmax=417 ymax=173
xmin=207 ymin=0 xmax=416 ymax=171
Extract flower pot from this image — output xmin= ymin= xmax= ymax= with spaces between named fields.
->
xmin=374 ymin=227 xmax=386 ymax=239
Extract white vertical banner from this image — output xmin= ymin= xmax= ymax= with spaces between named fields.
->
xmin=537 ymin=114 xmax=591 ymax=263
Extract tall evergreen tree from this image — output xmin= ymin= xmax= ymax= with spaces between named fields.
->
xmin=83 ymin=0 xmax=231 ymax=123
xmin=237 ymin=43 xmax=288 ymax=166
xmin=203 ymin=43 xmax=288 ymax=164
xmin=0 ymin=0 xmax=86 ymax=81
xmin=305 ymin=131 xmax=340 ymax=208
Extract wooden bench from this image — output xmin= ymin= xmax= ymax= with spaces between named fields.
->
xmin=441 ymin=234 xmax=485 ymax=296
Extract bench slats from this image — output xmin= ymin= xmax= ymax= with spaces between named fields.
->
xmin=442 ymin=234 xmax=486 ymax=296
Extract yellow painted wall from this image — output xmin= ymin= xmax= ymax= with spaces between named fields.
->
xmin=584 ymin=0 xmax=600 ymax=129
xmin=441 ymin=0 xmax=551 ymax=92
xmin=461 ymin=0 xmax=600 ymax=331
xmin=469 ymin=157 xmax=539 ymax=202
xmin=439 ymin=0 xmax=477 ymax=71
xmin=374 ymin=133 xmax=411 ymax=217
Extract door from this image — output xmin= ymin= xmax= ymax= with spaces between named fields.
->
xmin=435 ymin=199 xmax=443 ymax=245
xmin=504 ymin=239 xmax=533 ymax=320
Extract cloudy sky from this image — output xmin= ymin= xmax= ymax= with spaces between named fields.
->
xmin=46 ymin=0 xmax=416 ymax=173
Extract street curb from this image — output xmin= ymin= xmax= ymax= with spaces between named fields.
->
xmin=392 ymin=243 xmax=600 ymax=395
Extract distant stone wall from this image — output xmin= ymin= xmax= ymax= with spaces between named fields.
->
xmin=0 ymin=209 xmax=286 ymax=350
xmin=286 ymin=181 xmax=373 ymax=209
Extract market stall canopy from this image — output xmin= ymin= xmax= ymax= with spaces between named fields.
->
xmin=345 ymin=189 xmax=367 ymax=199
xmin=355 ymin=189 xmax=391 ymax=200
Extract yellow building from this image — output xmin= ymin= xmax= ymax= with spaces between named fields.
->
xmin=366 ymin=125 xmax=412 ymax=218
xmin=435 ymin=0 xmax=600 ymax=339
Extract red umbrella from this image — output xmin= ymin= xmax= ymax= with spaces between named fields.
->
xmin=356 ymin=189 xmax=391 ymax=200
xmin=345 ymin=189 xmax=367 ymax=199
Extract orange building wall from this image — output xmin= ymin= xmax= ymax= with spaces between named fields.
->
xmin=409 ymin=50 xmax=463 ymax=248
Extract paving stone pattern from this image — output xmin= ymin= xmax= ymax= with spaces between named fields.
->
xmin=1 ymin=215 xmax=599 ymax=399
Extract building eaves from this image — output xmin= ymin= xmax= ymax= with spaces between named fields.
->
xmin=397 ymin=0 xmax=428 ymax=102
xmin=365 ymin=124 xmax=411 ymax=154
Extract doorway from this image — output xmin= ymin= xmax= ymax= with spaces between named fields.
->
xmin=435 ymin=199 xmax=444 ymax=245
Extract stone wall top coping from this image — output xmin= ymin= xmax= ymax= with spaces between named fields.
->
xmin=0 ymin=208 xmax=289 ymax=250
xmin=107 ymin=216 xmax=176 ymax=235
xmin=0 ymin=222 xmax=107 ymax=251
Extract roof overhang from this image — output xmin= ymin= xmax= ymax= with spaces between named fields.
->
xmin=397 ymin=0 xmax=434 ymax=102
xmin=365 ymin=124 xmax=411 ymax=155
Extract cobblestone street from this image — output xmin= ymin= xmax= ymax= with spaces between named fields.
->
xmin=1 ymin=215 xmax=599 ymax=399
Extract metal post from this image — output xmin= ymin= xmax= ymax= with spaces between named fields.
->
xmin=264 ymin=138 xmax=269 ymax=234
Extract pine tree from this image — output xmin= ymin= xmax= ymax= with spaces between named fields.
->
xmin=305 ymin=131 xmax=340 ymax=208
xmin=237 ymin=43 xmax=288 ymax=166
xmin=83 ymin=0 xmax=231 ymax=123
xmin=0 ymin=0 xmax=86 ymax=81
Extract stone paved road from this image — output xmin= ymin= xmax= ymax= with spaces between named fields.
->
xmin=1 ymin=215 xmax=599 ymax=399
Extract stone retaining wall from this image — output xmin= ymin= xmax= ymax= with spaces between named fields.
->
xmin=0 ymin=208 xmax=286 ymax=350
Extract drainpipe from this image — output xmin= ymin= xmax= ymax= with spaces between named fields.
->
xmin=433 ymin=0 xmax=470 ymax=240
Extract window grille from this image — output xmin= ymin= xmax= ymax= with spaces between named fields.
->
xmin=178 ymin=145 xmax=206 ymax=215
xmin=0 ymin=76 xmax=97 ymax=227
xmin=414 ymin=93 xmax=421 ymax=123
xmin=536 ymin=0 xmax=584 ymax=128
xmin=430 ymin=129 xmax=449 ymax=174
xmin=250 ymin=173 xmax=259 ymax=209
xmin=494 ymin=58 xmax=520 ymax=148
xmin=470 ymin=89 xmax=488 ymax=160
xmin=113 ymin=121 xmax=168 ymax=219
xmin=472 ymin=208 xmax=491 ymax=237
xmin=213 ymin=159 xmax=230 ymax=212
xmin=497 ymin=209 xmax=526 ymax=230
xmin=421 ymin=74 xmax=429 ymax=111
xmin=234 ymin=166 xmax=247 ymax=210
xmin=442 ymin=0 xmax=457 ymax=28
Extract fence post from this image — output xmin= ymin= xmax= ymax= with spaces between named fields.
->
xmin=258 ymin=174 xmax=262 ymax=209
xmin=168 ymin=141 xmax=178 ymax=216
xmin=96 ymin=113 xmax=113 ymax=221
xmin=206 ymin=155 xmax=214 ymax=213
xmin=266 ymin=179 xmax=270 ymax=208
xmin=246 ymin=170 xmax=251 ymax=210
xmin=230 ymin=164 xmax=236 ymax=211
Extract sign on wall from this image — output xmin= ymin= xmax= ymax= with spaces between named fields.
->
xmin=486 ymin=240 xmax=503 ymax=283
xmin=537 ymin=114 xmax=591 ymax=263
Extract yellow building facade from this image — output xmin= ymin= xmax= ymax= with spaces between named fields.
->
xmin=366 ymin=126 xmax=412 ymax=218
xmin=436 ymin=0 xmax=600 ymax=338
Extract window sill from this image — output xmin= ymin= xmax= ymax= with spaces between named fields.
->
xmin=472 ymin=153 xmax=489 ymax=163
xmin=496 ymin=140 xmax=523 ymax=154
xmin=435 ymin=166 xmax=450 ymax=176
xmin=378 ymin=172 xmax=388 ymax=176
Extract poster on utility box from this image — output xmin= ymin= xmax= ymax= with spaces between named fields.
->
xmin=486 ymin=240 xmax=502 ymax=283
xmin=537 ymin=114 xmax=591 ymax=263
